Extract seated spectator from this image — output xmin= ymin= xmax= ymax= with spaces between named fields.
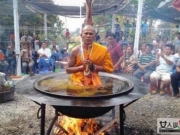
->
xmin=33 ymin=38 xmax=41 ymax=70
xmin=137 ymin=43 xmax=146 ymax=58
xmin=171 ymin=59 xmax=180 ymax=97
xmin=114 ymin=45 xmax=137 ymax=75
xmin=37 ymin=42 xmax=51 ymax=62
xmin=34 ymin=35 xmax=40 ymax=52
xmin=20 ymin=42 xmax=34 ymax=74
xmin=162 ymin=36 xmax=171 ymax=44
xmin=133 ymin=44 xmax=156 ymax=83
xmin=121 ymin=43 xmax=128 ymax=54
xmin=58 ymin=49 xmax=69 ymax=69
xmin=174 ymin=46 xmax=180 ymax=64
xmin=173 ymin=32 xmax=180 ymax=53
xmin=150 ymin=44 xmax=174 ymax=95
xmin=119 ymin=36 xmax=128 ymax=45
xmin=49 ymin=40 xmax=60 ymax=61
xmin=0 ymin=42 xmax=6 ymax=54
xmin=0 ymin=50 xmax=9 ymax=79
xmin=59 ymin=49 xmax=69 ymax=61
xmin=5 ymin=43 xmax=16 ymax=75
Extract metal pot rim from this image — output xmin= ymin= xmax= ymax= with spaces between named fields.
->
xmin=33 ymin=72 xmax=134 ymax=99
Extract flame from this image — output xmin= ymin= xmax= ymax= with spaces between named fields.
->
xmin=54 ymin=116 xmax=104 ymax=135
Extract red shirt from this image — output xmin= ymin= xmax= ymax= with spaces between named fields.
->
xmin=108 ymin=43 xmax=123 ymax=69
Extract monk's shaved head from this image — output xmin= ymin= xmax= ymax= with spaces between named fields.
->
xmin=81 ymin=25 xmax=95 ymax=45
xmin=81 ymin=25 xmax=95 ymax=34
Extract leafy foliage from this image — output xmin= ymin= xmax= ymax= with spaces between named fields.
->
xmin=0 ymin=0 xmax=64 ymax=45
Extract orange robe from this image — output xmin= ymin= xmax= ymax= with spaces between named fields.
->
xmin=70 ymin=42 xmax=114 ymax=86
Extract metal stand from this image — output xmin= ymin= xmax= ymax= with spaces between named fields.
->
xmin=36 ymin=103 xmax=46 ymax=135
xmin=119 ymin=104 xmax=124 ymax=135
xmin=36 ymin=100 xmax=138 ymax=135
xmin=36 ymin=104 xmax=59 ymax=135
xmin=46 ymin=110 xmax=59 ymax=135
xmin=40 ymin=104 xmax=46 ymax=135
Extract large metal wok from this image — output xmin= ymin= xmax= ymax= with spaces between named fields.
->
xmin=33 ymin=72 xmax=134 ymax=118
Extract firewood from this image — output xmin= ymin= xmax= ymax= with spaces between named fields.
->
xmin=54 ymin=123 xmax=69 ymax=135
xmin=94 ymin=117 xmax=118 ymax=135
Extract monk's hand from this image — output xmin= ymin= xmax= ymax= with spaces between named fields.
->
xmin=83 ymin=60 xmax=94 ymax=71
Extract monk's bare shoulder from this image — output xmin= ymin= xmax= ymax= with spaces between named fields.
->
xmin=70 ymin=45 xmax=81 ymax=56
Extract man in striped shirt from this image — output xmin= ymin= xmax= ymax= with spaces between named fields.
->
xmin=133 ymin=44 xmax=156 ymax=83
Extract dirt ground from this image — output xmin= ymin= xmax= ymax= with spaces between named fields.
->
xmin=0 ymin=93 xmax=55 ymax=135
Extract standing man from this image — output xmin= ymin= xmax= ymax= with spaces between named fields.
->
xmin=141 ymin=19 xmax=148 ymax=38
xmin=107 ymin=33 xmax=123 ymax=74
xmin=21 ymin=30 xmax=33 ymax=47
xmin=123 ymin=19 xmax=131 ymax=39
xmin=114 ymin=18 xmax=121 ymax=41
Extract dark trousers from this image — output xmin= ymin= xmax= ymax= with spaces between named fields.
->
xmin=171 ymin=72 xmax=180 ymax=95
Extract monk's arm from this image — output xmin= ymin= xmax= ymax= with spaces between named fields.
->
xmin=94 ymin=65 xmax=104 ymax=72
xmin=85 ymin=0 xmax=93 ymax=26
xmin=66 ymin=48 xmax=84 ymax=74
xmin=98 ymin=51 xmax=114 ymax=73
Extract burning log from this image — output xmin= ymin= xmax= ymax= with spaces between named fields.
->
xmin=53 ymin=116 xmax=105 ymax=135
xmin=94 ymin=117 xmax=118 ymax=135
xmin=54 ymin=123 xmax=69 ymax=135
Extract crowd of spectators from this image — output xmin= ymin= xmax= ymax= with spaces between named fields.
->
xmin=0 ymin=30 xmax=70 ymax=77
xmin=106 ymin=32 xmax=180 ymax=97
xmin=1 ymin=27 xmax=180 ymax=97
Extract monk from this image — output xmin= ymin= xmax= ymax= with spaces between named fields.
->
xmin=66 ymin=0 xmax=114 ymax=86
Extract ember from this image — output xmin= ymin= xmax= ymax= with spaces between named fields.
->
xmin=54 ymin=116 xmax=104 ymax=135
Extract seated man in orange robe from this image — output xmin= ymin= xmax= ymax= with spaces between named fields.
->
xmin=66 ymin=0 xmax=114 ymax=86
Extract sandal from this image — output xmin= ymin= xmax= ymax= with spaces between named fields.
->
xmin=151 ymin=90 xmax=157 ymax=95
xmin=160 ymin=90 xmax=165 ymax=96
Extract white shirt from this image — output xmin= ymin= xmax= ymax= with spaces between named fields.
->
xmin=156 ymin=55 xmax=174 ymax=73
xmin=38 ymin=48 xmax=51 ymax=58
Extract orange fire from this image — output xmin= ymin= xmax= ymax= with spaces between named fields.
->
xmin=54 ymin=115 xmax=104 ymax=135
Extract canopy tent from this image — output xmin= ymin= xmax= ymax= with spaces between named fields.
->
xmin=0 ymin=0 xmax=180 ymax=23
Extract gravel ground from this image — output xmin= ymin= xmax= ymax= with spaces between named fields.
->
xmin=124 ymin=93 xmax=180 ymax=134
xmin=0 ymin=93 xmax=55 ymax=135
xmin=0 ymin=92 xmax=180 ymax=135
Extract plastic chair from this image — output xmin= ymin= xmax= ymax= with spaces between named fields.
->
xmin=149 ymin=80 xmax=171 ymax=96
xmin=38 ymin=58 xmax=54 ymax=74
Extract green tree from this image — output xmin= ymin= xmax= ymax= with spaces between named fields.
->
xmin=0 ymin=0 xmax=64 ymax=44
